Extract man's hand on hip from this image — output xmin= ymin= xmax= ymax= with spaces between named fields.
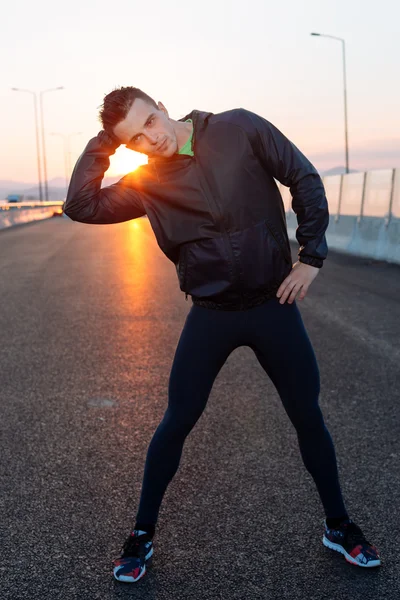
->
xmin=276 ymin=261 xmax=319 ymax=305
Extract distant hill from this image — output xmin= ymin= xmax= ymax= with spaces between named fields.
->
xmin=0 ymin=176 xmax=120 ymax=200
xmin=0 ymin=177 xmax=65 ymax=200
xmin=0 ymin=179 xmax=35 ymax=189
xmin=0 ymin=179 xmax=35 ymax=199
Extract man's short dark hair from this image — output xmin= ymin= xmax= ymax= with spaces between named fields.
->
xmin=98 ymin=86 xmax=158 ymax=133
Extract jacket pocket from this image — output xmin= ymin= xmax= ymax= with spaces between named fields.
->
xmin=177 ymin=237 xmax=233 ymax=297
xmin=229 ymin=221 xmax=291 ymax=291
xmin=264 ymin=219 xmax=292 ymax=265
xmin=178 ymin=244 xmax=189 ymax=289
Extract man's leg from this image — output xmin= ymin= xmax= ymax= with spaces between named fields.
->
xmin=134 ymin=305 xmax=240 ymax=532
xmin=246 ymin=298 xmax=348 ymax=520
xmin=243 ymin=297 xmax=381 ymax=568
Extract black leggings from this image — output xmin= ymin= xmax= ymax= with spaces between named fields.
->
xmin=135 ymin=297 xmax=347 ymax=526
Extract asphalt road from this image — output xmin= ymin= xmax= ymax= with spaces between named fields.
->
xmin=1 ymin=216 xmax=399 ymax=600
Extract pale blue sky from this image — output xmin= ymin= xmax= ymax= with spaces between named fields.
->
xmin=2 ymin=0 xmax=399 ymax=182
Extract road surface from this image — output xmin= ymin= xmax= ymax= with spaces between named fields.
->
xmin=1 ymin=217 xmax=399 ymax=599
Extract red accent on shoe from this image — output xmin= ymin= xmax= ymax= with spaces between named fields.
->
xmin=349 ymin=545 xmax=363 ymax=558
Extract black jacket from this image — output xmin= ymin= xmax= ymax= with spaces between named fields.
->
xmin=64 ymin=108 xmax=329 ymax=310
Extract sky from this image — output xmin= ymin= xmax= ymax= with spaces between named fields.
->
xmin=2 ymin=0 xmax=400 ymax=184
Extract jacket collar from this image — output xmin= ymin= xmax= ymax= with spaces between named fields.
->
xmin=179 ymin=110 xmax=213 ymax=150
xmin=179 ymin=110 xmax=213 ymax=126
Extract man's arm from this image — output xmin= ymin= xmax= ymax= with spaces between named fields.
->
xmin=243 ymin=109 xmax=329 ymax=268
xmin=63 ymin=131 xmax=146 ymax=224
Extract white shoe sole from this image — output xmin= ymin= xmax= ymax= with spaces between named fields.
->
xmin=323 ymin=535 xmax=381 ymax=567
xmin=114 ymin=546 xmax=154 ymax=582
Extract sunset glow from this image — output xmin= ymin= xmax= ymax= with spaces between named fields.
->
xmin=106 ymin=146 xmax=148 ymax=176
xmin=2 ymin=1 xmax=400 ymax=185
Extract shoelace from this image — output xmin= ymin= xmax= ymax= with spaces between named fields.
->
xmin=121 ymin=533 xmax=151 ymax=559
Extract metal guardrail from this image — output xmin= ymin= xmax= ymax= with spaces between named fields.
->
xmin=0 ymin=201 xmax=64 ymax=210
xmin=280 ymin=167 xmax=400 ymax=264
xmin=278 ymin=167 xmax=400 ymax=223
xmin=0 ymin=201 xmax=64 ymax=231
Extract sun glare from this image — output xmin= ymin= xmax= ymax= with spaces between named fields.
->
xmin=106 ymin=146 xmax=148 ymax=176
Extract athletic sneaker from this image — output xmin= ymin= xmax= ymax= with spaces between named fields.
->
xmin=323 ymin=518 xmax=381 ymax=567
xmin=113 ymin=530 xmax=154 ymax=582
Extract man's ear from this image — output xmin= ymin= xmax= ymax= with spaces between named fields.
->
xmin=158 ymin=101 xmax=169 ymax=118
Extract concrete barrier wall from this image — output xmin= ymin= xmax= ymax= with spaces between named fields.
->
xmin=280 ymin=167 xmax=400 ymax=265
xmin=285 ymin=212 xmax=400 ymax=264
xmin=0 ymin=202 xmax=63 ymax=231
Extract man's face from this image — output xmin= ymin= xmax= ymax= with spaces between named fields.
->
xmin=113 ymin=98 xmax=178 ymax=158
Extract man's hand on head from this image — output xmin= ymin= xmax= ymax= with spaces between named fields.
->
xmin=276 ymin=261 xmax=320 ymax=305
xmin=97 ymin=130 xmax=121 ymax=154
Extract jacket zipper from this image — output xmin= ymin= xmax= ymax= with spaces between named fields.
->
xmin=191 ymin=118 xmax=241 ymax=303
xmin=194 ymin=161 xmax=239 ymax=290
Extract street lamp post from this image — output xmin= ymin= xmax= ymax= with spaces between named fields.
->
xmin=311 ymin=33 xmax=349 ymax=174
xmin=66 ymin=132 xmax=82 ymax=184
xmin=39 ymin=87 xmax=64 ymax=201
xmin=11 ymin=88 xmax=43 ymax=201
xmin=50 ymin=133 xmax=69 ymax=193
xmin=50 ymin=132 xmax=82 ymax=194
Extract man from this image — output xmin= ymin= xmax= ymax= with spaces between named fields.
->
xmin=64 ymin=87 xmax=381 ymax=583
